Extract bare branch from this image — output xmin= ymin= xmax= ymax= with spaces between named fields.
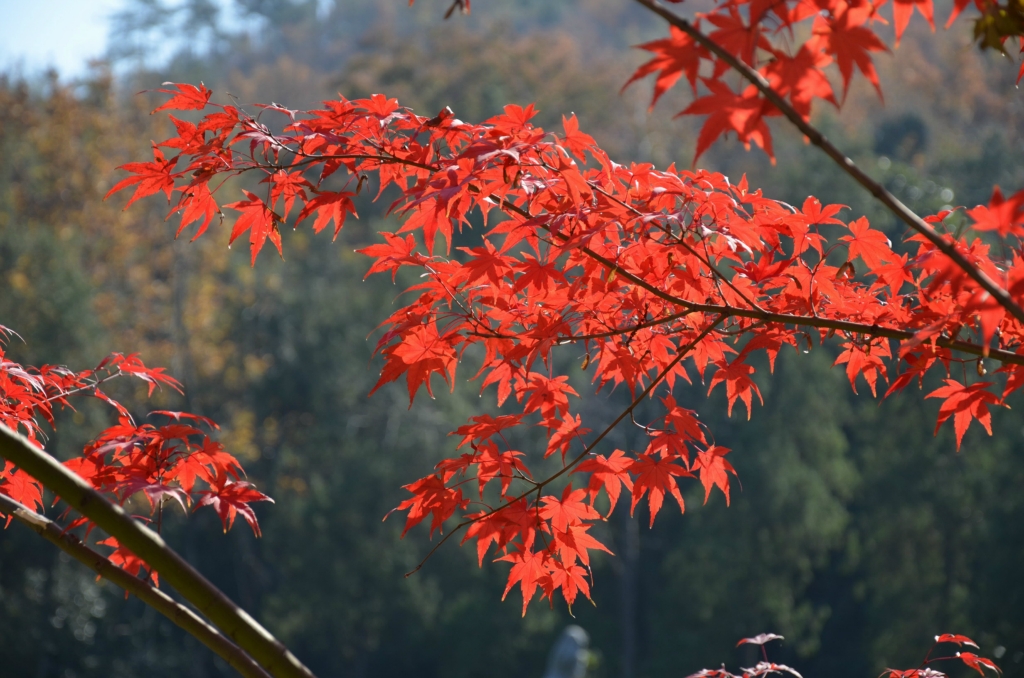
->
xmin=0 ymin=493 xmax=272 ymax=678
xmin=0 ymin=424 xmax=317 ymax=678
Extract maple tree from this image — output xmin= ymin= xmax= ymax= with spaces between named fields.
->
xmin=3 ymin=0 xmax=1024 ymax=675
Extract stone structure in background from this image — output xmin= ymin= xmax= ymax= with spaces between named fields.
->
xmin=543 ymin=626 xmax=591 ymax=678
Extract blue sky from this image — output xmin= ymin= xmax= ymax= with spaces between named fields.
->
xmin=0 ymin=0 xmax=128 ymax=77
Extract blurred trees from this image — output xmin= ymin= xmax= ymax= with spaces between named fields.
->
xmin=0 ymin=1 xmax=1023 ymax=677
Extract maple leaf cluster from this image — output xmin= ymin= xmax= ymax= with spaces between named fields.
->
xmin=689 ymin=632 xmax=1001 ymax=678
xmin=0 ymin=325 xmax=270 ymax=583
xmin=626 ymin=0 xmax=1024 ymax=164
xmin=105 ymin=76 xmax=1024 ymax=613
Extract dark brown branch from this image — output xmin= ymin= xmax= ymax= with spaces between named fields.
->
xmin=476 ymin=187 xmax=1024 ymax=365
xmin=631 ymin=0 xmax=1024 ymax=327
xmin=0 ymin=493 xmax=272 ymax=678
xmin=0 ymin=425 xmax=316 ymax=678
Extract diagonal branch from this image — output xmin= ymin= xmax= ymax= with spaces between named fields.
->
xmin=0 ymin=493 xmax=272 ymax=678
xmin=631 ymin=0 xmax=1024 ymax=327
xmin=0 ymin=424 xmax=317 ymax=678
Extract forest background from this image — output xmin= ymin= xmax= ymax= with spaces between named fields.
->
xmin=1 ymin=1 xmax=1023 ymax=677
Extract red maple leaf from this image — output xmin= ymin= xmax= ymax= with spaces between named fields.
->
xmin=540 ymin=484 xmax=601 ymax=532
xmin=841 ymin=217 xmax=895 ymax=269
xmin=552 ymin=523 xmax=612 ymax=567
xmin=574 ymin=449 xmax=634 ymax=516
xmin=225 ymin=190 xmax=283 ymax=265
xmin=708 ymin=357 xmax=764 ymax=419
xmin=892 ymin=0 xmax=935 ymax=46
xmin=196 ymin=476 xmax=273 ymax=537
xmin=151 ymin=82 xmax=213 ymax=114
xmin=265 ymin=170 xmax=311 ymax=219
xmin=624 ymin=25 xmax=704 ymax=106
xmin=810 ymin=6 xmax=887 ymax=99
xmin=297 ymin=190 xmax=358 ymax=238
xmin=764 ymin=45 xmax=837 ymax=121
xmin=391 ymin=473 xmax=467 ymax=537
xmin=0 ymin=462 xmax=44 ymax=517
xmin=561 ymin=114 xmax=597 ymax=158
xmin=543 ymin=558 xmax=591 ymax=609
xmin=834 ymin=340 xmax=891 ymax=397
xmin=499 ymin=546 xmax=548 ymax=616
xmin=935 ymin=634 xmax=979 ymax=648
xmin=629 ymin=453 xmax=691 ymax=527
xmin=105 ymin=145 xmax=178 ymax=209
xmin=694 ymin=446 xmax=736 ymax=506
xmin=171 ymin=181 xmax=219 ymax=241
xmin=681 ymin=79 xmax=778 ymax=163
xmin=926 ymin=380 xmax=1002 ymax=449
xmin=958 ymin=653 xmax=1002 ymax=676
xmin=967 ymin=187 xmax=1024 ymax=238
xmin=98 ymin=537 xmax=158 ymax=586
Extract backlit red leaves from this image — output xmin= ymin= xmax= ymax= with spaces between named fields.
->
xmin=225 ymin=190 xmax=283 ymax=266
xmin=709 ymin=357 xmax=764 ymax=419
xmin=171 ymin=181 xmax=219 ymax=240
xmin=926 ymin=380 xmax=1003 ymax=449
xmin=540 ymin=484 xmax=600 ymax=532
xmin=624 ymin=25 xmax=704 ymax=105
xmin=967 ymin=187 xmax=1024 ymax=238
xmin=113 ymin=83 xmax=1024 ymax=618
xmin=151 ymin=82 xmax=213 ymax=114
xmin=699 ymin=633 xmax=996 ymax=678
xmin=764 ymin=46 xmax=837 ymax=121
xmin=0 ymin=462 xmax=44 ymax=518
xmin=499 ymin=547 xmax=547 ymax=616
xmin=694 ymin=446 xmax=736 ymax=505
xmin=392 ymin=474 xmax=468 ymax=537
xmin=958 ymin=653 xmax=1002 ymax=676
xmin=935 ymin=633 xmax=979 ymax=648
xmin=380 ymin=321 xmax=459 ymax=403
xmin=197 ymin=476 xmax=274 ymax=537
xmin=841 ymin=217 xmax=895 ymax=269
xmin=0 ymin=329 xmax=267 ymax=585
xmin=681 ymin=80 xmax=778 ymax=163
xmin=98 ymin=537 xmax=158 ymax=585
xmin=810 ymin=5 xmax=887 ymax=99
xmin=892 ymin=0 xmax=936 ymax=45
xmin=575 ymin=450 xmax=634 ymax=516
xmin=630 ymin=453 xmax=691 ymax=527
xmin=105 ymin=145 xmax=177 ymax=209
xmin=297 ymin=190 xmax=357 ymax=238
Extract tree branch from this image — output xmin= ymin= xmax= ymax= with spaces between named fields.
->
xmin=0 ymin=493 xmax=272 ymax=678
xmin=0 ymin=424 xmax=317 ymax=678
xmin=631 ymin=0 xmax=1024 ymax=327
xmin=487 ymin=191 xmax=1024 ymax=366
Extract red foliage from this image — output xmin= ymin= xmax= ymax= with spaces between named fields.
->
xmin=104 ymin=58 xmax=1024 ymax=610
xmin=694 ymin=633 xmax=1001 ymax=678
xmin=0 ymin=332 xmax=270 ymax=582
